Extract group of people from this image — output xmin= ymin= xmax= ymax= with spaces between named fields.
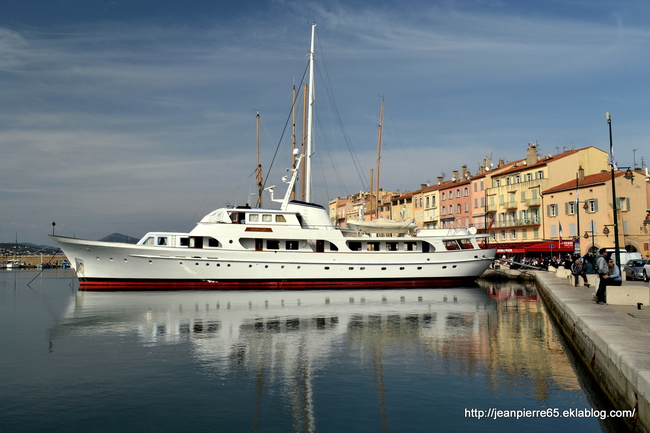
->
xmin=570 ymin=248 xmax=622 ymax=305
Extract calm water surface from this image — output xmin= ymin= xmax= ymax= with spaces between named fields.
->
xmin=0 ymin=269 xmax=627 ymax=432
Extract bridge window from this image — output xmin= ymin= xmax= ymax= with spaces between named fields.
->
xmin=444 ymin=240 xmax=460 ymax=250
xmin=349 ymin=241 xmax=362 ymax=251
xmin=459 ymin=239 xmax=474 ymax=249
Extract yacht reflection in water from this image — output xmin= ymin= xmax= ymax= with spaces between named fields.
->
xmin=53 ymin=284 xmax=581 ymax=431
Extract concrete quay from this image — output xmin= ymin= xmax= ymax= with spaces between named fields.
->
xmin=535 ymin=270 xmax=650 ymax=432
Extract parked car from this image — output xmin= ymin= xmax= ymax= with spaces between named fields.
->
xmin=624 ymin=259 xmax=648 ymax=281
xmin=644 ymin=261 xmax=650 ymax=282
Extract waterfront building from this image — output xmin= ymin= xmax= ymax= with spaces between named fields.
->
xmin=328 ymin=142 xmax=649 ymax=259
xmin=543 ymin=168 xmax=650 ymax=259
xmin=484 ymin=144 xmax=610 ymax=257
xmin=421 ymin=184 xmax=440 ymax=229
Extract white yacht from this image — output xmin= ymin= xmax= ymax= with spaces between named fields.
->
xmin=51 ymin=24 xmax=496 ymax=291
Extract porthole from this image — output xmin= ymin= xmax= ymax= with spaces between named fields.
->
xmin=348 ymin=267 xmax=354 ymax=270
xmin=442 ymin=265 xmax=447 ymax=269
xmin=417 ymin=267 xmax=422 ymax=270
xmin=325 ymin=267 xmax=330 ymax=270
xmin=381 ymin=267 xmax=387 ymax=271
xmin=399 ymin=267 xmax=405 ymax=270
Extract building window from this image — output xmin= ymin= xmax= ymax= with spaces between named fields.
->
xmin=547 ymin=204 xmax=557 ymax=217
xmin=618 ymin=197 xmax=631 ymax=212
xmin=566 ymin=201 xmax=576 ymax=215
xmin=585 ymin=199 xmax=598 ymax=213
xmin=537 ymin=170 xmax=544 ymax=179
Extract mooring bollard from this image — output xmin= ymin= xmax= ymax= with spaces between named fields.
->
xmin=638 ymin=303 xmax=644 ymax=310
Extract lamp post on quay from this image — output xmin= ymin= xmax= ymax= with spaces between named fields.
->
xmin=606 ymin=112 xmax=622 ymax=268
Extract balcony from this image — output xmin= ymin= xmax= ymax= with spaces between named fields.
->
xmin=504 ymin=201 xmax=518 ymax=209
xmin=493 ymin=218 xmax=540 ymax=228
xmin=526 ymin=197 xmax=541 ymax=207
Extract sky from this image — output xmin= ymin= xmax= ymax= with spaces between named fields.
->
xmin=2 ymin=0 xmax=649 ymax=246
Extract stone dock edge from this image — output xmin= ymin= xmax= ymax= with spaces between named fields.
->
xmin=534 ymin=270 xmax=650 ymax=432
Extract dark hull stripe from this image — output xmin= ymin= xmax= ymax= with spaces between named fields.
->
xmin=78 ymin=277 xmax=479 ymax=291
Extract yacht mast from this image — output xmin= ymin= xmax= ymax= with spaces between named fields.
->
xmin=375 ymin=96 xmax=384 ymax=219
xmin=256 ymin=111 xmax=263 ymax=207
xmin=305 ymin=23 xmax=316 ymax=203
xmin=291 ymin=85 xmax=297 ymax=201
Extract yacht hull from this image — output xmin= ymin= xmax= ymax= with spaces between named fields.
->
xmin=52 ymin=235 xmax=495 ymax=291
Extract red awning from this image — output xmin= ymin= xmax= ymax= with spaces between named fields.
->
xmin=525 ymin=240 xmax=574 ymax=252
xmin=496 ymin=248 xmax=527 ymax=254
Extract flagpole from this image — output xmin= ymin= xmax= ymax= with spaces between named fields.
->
xmin=607 ymin=112 xmax=621 ymax=268
xmin=575 ymin=173 xmax=580 ymax=256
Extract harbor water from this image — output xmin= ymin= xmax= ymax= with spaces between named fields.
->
xmin=0 ymin=269 xmax=628 ymax=432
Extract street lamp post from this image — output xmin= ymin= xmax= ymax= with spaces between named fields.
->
xmin=606 ymin=112 xmax=622 ymax=267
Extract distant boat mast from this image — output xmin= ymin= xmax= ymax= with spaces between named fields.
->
xmin=375 ymin=96 xmax=384 ymax=219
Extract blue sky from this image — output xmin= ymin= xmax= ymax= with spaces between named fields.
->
xmin=2 ymin=0 xmax=649 ymax=245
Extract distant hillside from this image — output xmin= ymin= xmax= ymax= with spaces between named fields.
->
xmin=99 ymin=233 xmax=139 ymax=244
xmin=1 ymin=243 xmax=59 ymax=255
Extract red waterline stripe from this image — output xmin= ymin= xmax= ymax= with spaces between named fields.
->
xmin=78 ymin=278 xmax=477 ymax=291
